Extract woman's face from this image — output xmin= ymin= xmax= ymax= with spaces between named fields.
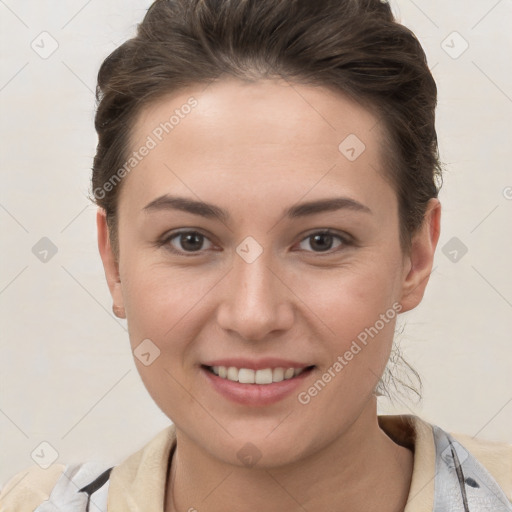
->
xmin=98 ymin=77 xmax=439 ymax=468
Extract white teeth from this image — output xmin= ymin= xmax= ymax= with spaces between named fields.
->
xmin=272 ymin=367 xmax=284 ymax=382
xmin=208 ymin=365 xmax=309 ymax=384
xmin=227 ymin=366 xmax=238 ymax=382
xmin=255 ymin=368 xmax=273 ymax=384
xmin=238 ymin=368 xmax=255 ymax=384
xmin=284 ymin=368 xmax=295 ymax=379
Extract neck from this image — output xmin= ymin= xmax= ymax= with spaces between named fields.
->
xmin=166 ymin=399 xmax=413 ymax=512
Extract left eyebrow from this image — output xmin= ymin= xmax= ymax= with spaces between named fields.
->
xmin=285 ymin=197 xmax=372 ymax=218
xmin=142 ymin=194 xmax=372 ymax=222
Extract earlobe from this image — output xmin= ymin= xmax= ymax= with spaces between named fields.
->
xmin=399 ymin=199 xmax=441 ymax=313
xmin=96 ymin=208 xmax=125 ymax=316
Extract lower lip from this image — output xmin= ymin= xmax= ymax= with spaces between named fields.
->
xmin=201 ymin=366 xmax=315 ymax=406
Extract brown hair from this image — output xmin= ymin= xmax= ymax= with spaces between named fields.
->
xmin=91 ymin=0 xmax=442 ymax=260
xmin=91 ymin=0 xmax=442 ymax=401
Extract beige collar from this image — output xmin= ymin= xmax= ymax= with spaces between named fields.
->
xmin=107 ymin=414 xmax=437 ymax=512
xmin=378 ymin=414 xmax=436 ymax=512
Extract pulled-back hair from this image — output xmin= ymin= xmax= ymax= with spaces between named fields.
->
xmin=90 ymin=0 xmax=442 ymax=261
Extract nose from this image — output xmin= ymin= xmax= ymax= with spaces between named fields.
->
xmin=216 ymin=247 xmax=295 ymax=342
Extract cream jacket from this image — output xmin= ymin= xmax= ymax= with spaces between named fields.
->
xmin=1 ymin=415 xmax=511 ymax=511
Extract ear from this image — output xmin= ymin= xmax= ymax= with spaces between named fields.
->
xmin=399 ymin=198 xmax=441 ymax=313
xmin=96 ymin=208 xmax=125 ymax=317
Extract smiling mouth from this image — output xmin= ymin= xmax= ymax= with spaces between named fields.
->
xmin=202 ymin=365 xmax=316 ymax=384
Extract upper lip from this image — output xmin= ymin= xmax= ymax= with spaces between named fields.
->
xmin=202 ymin=358 xmax=315 ymax=371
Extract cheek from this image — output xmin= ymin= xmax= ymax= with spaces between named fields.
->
xmin=291 ymin=254 xmax=402 ymax=389
xmin=120 ymin=265 xmax=207 ymax=418
xmin=121 ymin=262 xmax=217 ymax=343
xmin=294 ymin=257 xmax=402 ymax=336
xmin=294 ymin=275 xmax=399 ymax=421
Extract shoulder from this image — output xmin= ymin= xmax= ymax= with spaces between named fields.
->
xmin=0 ymin=462 xmax=112 ymax=512
xmin=401 ymin=414 xmax=512 ymax=496
xmin=0 ymin=464 xmax=66 ymax=512
xmin=379 ymin=414 xmax=512 ymax=507
xmin=0 ymin=426 xmax=175 ymax=512
xmin=450 ymin=430 xmax=512 ymax=501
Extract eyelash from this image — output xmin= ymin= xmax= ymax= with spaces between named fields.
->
xmin=156 ymin=229 xmax=353 ymax=257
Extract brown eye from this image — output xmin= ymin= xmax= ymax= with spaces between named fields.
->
xmin=162 ymin=231 xmax=214 ymax=255
xmin=297 ymin=230 xmax=350 ymax=254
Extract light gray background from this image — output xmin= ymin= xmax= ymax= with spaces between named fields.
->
xmin=1 ymin=0 xmax=511 ymax=485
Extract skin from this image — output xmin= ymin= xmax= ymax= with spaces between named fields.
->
xmin=97 ymin=76 xmax=441 ymax=512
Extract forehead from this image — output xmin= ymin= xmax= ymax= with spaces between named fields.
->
xmin=121 ymin=77 xmax=391 ymax=214
xmin=132 ymin=76 xmax=380 ymax=151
